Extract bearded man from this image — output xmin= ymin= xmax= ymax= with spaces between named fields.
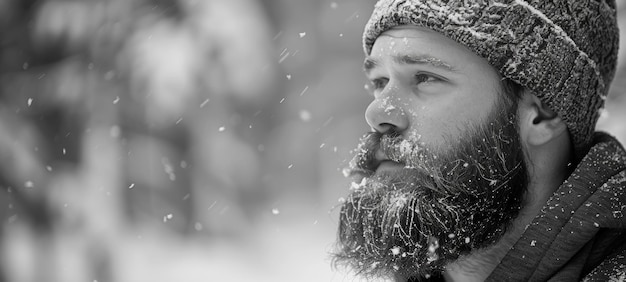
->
xmin=333 ymin=1 xmax=626 ymax=281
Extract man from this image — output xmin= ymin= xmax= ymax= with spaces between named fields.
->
xmin=334 ymin=0 xmax=626 ymax=281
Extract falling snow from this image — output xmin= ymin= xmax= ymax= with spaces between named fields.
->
xmin=200 ymin=98 xmax=210 ymax=108
xmin=163 ymin=213 xmax=173 ymax=222
xmin=3 ymin=2 xmax=625 ymax=282
xmin=278 ymin=48 xmax=290 ymax=64
xmin=299 ymin=110 xmax=311 ymax=121
xmin=299 ymin=86 xmax=309 ymax=96
xmin=104 ymin=71 xmax=115 ymax=81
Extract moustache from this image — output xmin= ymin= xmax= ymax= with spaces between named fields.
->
xmin=348 ymin=131 xmax=431 ymax=178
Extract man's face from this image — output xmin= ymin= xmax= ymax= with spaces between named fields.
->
xmin=335 ymin=27 xmax=528 ymax=279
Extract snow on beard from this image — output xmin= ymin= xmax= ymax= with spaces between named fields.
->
xmin=334 ymin=97 xmax=528 ymax=280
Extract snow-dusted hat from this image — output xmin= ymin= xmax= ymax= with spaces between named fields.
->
xmin=363 ymin=0 xmax=619 ymax=153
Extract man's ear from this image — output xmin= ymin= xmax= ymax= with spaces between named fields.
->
xmin=519 ymin=94 xmax=568 ymax=146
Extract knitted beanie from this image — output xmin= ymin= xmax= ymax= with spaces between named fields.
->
xmin=363 ymin=0 xmax=619 ymax=153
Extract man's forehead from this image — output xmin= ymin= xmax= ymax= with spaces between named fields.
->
xmin=370 ymin=25 xmax=461 ymax=59
xmin=368 ymin=26 xmax=437 ymax=60
xmin=366 ymin=26 xmax=469 ymax=72
xmin=373 ymin=25 xmax=469 ymax=53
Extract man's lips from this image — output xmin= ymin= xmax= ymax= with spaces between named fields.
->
xmin=376 ymin=160 xmax=404 ymax=172
xmin=373 ymin=149 xmax=403 ymax=172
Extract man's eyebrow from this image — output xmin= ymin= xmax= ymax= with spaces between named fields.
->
xmin=363 ymin=57 xmax=378 ymax=74
xmin=363 ymin=54 xmax=457 ymax=74
xmin=396 ymin=54 xmax=457 ymax=72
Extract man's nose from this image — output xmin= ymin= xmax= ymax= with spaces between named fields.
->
xmin=365 ymin=95 xmax=409 ymax=134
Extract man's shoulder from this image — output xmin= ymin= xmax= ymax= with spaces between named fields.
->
xmin=579 ymin=132 xmax=626 ymax=181
xmin=591 ymin=132 xmax=626 ymax=163
xmin=580 ymin=133 xmax=626 ymax=281
xmin=582 ymin=239 xmax=626 ymax=282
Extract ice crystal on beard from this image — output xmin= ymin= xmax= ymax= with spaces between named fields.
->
xmin=391 ymin=246 xmax=401 ymax=256
xmin=351 ymin=178 xmax=368 ymax=190
xmin=426 ymin=237 xmax=440 ymax=263
xmin=350 ymin=182 xmax=361 ymax=190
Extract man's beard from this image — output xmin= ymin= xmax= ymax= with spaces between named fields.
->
xmin=334 ymin=97 xmax=528 ymax=280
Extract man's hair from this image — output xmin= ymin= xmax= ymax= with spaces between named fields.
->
xmin=363 ymin=0 xmax=620 ymax=155
xmin=502 ymin=78 xmax=523 ymax=102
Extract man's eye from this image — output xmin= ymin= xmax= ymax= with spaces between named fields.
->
xmin=414 ymin=73 xmax=440 ymax=85
xmin=370 ymin=78 xmax=388 ymax=90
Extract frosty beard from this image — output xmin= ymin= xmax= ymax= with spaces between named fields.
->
xmin=334 ymin=96 xmax=528 ymax=280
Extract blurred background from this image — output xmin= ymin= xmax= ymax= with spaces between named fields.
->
xmin=0 ymin=1 xmax=624 ymax=281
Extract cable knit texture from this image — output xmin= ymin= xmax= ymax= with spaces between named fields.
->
xmin=363 ymin=0 xmax=619 ymax=153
